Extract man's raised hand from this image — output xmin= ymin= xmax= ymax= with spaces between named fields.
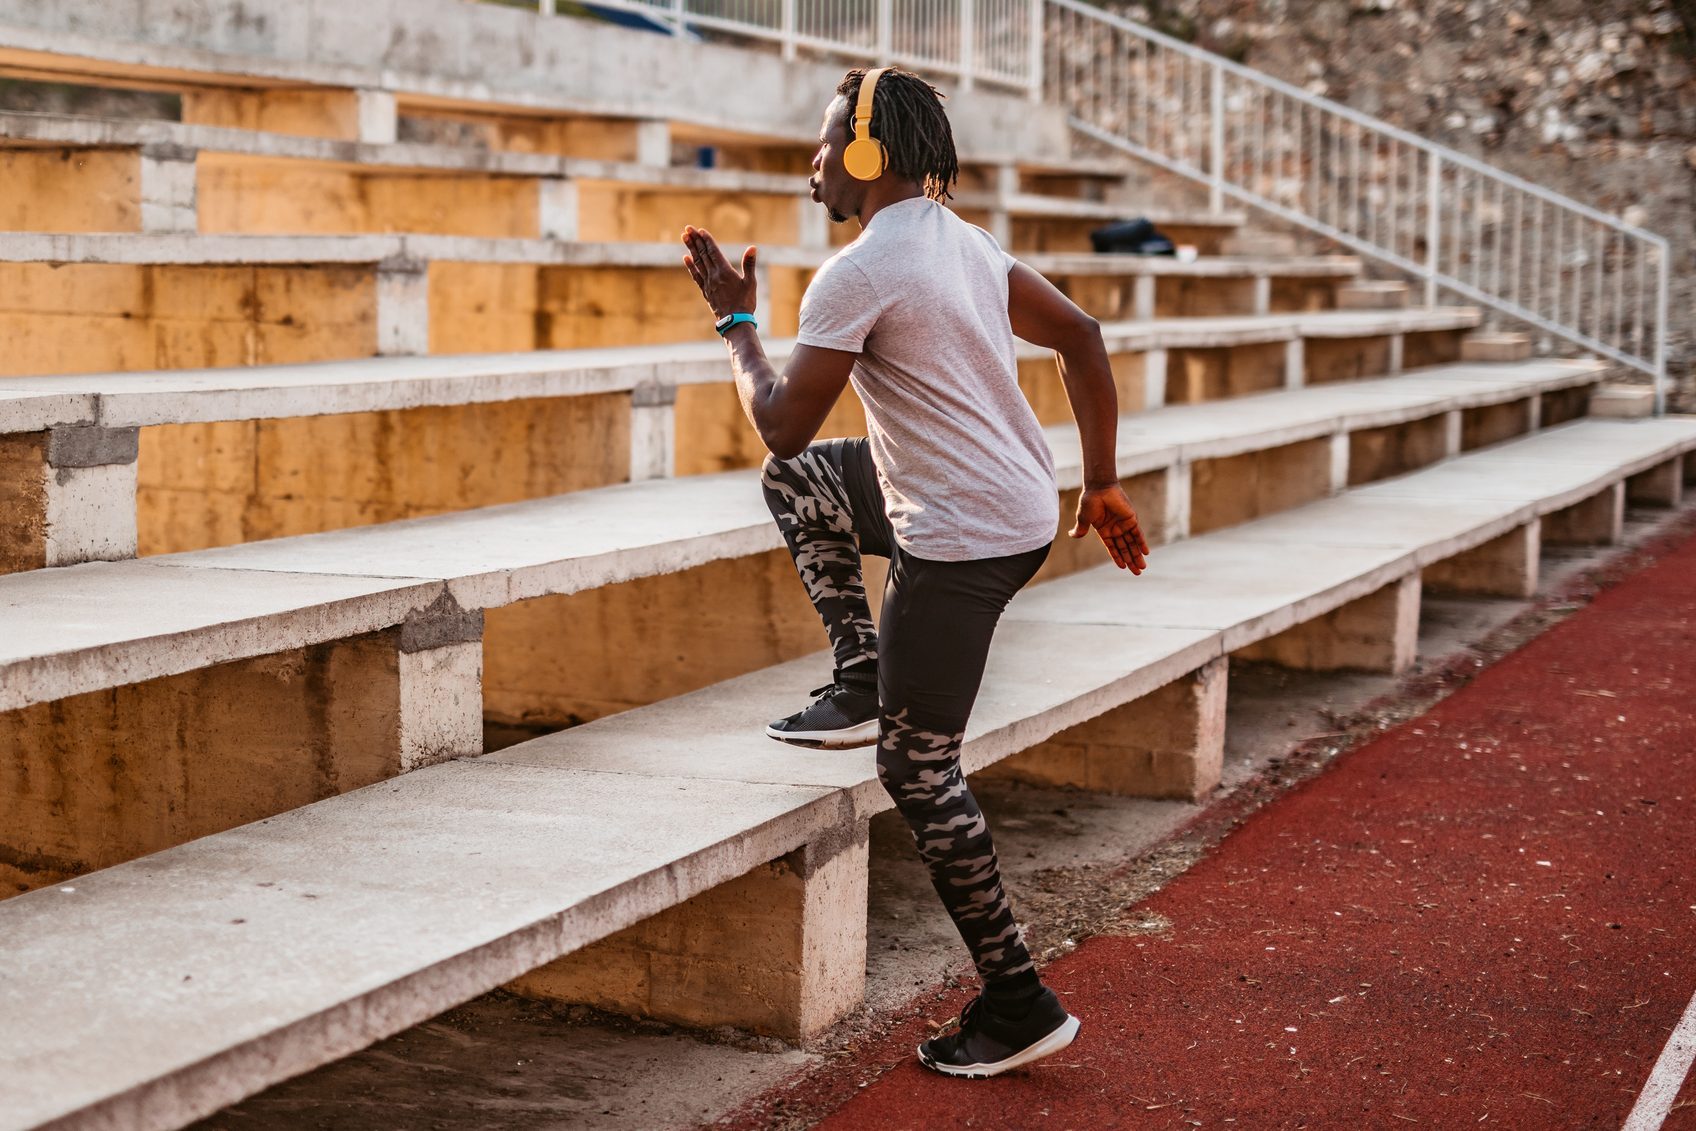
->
xmin=1070 ymin=484 xmax=1150 ymax=574
xmin=681 ymin=225 xmax=758 ymax=320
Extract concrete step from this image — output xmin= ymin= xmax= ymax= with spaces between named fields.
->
xmin=0 ymin=309 xmax=1480 ymax=434
xmin=0 ymin=361 xmax=1616 ymax=895
xmin=1336 ymin=281 xmax=1410 ymax=310
xmin=0 ymin=357 xmax=1608 ymax=710
xmin=3 ymin=414 xmax=1691 ymax=1131
xmin=0 ymin=307 xmax=1482 ymax=568
xmin=1460 ymin=332 xmax=1534 ymax=362
xmin=1590 ymin=383 xmax=1657 ymax=419
xmin=0 ymin=111 xmax=1204 ymax=252
xmin=0 ymin=232 xmax=1364 ymax=389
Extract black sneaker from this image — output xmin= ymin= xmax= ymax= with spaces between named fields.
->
xmin=765 ymin=681 xmax=879 ymax=749
xmin=917 ymin=988 xmax=1080 ymax=1079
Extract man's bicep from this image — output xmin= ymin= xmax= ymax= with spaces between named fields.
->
xmin=1007 ymin=262 xmax=1098 ymax=351
xmin=774 ymin=343 xmax=858 ymax=443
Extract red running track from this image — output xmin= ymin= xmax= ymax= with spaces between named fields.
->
xmin=773 ymin=525 xmax=1696 ymax=1130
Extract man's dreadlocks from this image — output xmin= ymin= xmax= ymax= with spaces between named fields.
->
xmin=837 ymin=68 xmax=960 ymax=202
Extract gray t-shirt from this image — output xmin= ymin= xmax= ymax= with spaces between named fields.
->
xmin=795 ymin=197 xmax=1059 ymax=562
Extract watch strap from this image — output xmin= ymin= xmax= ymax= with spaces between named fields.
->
xmin=715 ymin=312 xmax=758 ymax=337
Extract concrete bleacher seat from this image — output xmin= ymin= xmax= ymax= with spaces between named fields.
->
xmin=0 ymin=358 xmax=1624 ymax=899
xmin=0 ymin=306 xmax=1488 ymax=569
xmin=3 ymin=414 xmax=1691 ymax=1131
xmin=0 ymin=109 xmax=1243 ymax=254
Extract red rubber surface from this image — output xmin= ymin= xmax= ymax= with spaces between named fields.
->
xmin=787 ymin=526 xmax=1696 ymax=1129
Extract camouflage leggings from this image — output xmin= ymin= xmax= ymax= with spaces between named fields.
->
xmin=762 ymin=438 xmax=1050 ymax=985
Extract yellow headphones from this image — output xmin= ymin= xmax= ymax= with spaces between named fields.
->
xmin=842 ymin=67 xmax=889 ymax=182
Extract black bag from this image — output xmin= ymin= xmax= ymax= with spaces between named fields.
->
xmin=1089 ymin=218 xmax=1177 ymax=256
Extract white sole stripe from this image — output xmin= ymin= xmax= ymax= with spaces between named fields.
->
xmin=919 ymin=1015 xmax=1081 ymax=1079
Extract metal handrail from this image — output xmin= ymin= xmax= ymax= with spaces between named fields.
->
xmin=520 ymin=0 xmax=1670 ymax=411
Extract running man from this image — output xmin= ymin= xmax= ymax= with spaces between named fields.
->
xmin=681 ymin=66 xmax=1148 ymax=1078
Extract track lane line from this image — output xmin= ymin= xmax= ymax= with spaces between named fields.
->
xmin=1622 ymin=988 xmax=1696 ymax=1131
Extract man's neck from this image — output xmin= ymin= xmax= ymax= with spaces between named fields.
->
xmin=857 ymin=180 xmax=927 ymax=228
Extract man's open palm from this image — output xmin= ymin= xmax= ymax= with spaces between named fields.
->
xmin=1071 ymin=485 xmax=1149 ymax=573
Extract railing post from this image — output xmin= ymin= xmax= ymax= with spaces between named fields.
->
xmin=781 ymin=0 xmax=796 ymax=60
xmin=1208 ymin=65 xmax=1225 ymax=214
xmin=1425 ymin=152 xmax=1442 ymax=308
xmin=670 ymin=0 xmax=685 ymax=36
xmin=877 ymin=0 xmax=893 ymax=66
xmin=1027 ymin=0 xmax=1044 ymax=101
xmin=538 ymin=0 xmax=555 ymax=14
xmin=960 ymin=0 xmax=976 ymax=90
xmin=1655 ymin=245 xmax=1670 ymax=416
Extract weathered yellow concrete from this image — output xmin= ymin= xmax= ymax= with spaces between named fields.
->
xmin=574 ymin=183 xmax=800 ymax=245
xmin=1540 ymin=385 xmax=1593 ymax=429
xmin=1235 ymin=574 xmax=1421 ymax=674
xmin=136 ymin=394 xmax=630 ymax=553
xmin=1304 ymin=335 xmax=1392 ymax=384
xmin=1461 ymin=397 xmax=1532 ymax=451
xmin=1165 ymin=342 xmax=1287 ymax=403
xmin=409 ymin=111 xmax=662 ymax=161
xmin=1401 ymin=329 xmax=1464 ymax=370
xmin=1160 ymin=276 xmax=1262 ymax=318
xmin=0 ymin=263 xmax=377 ymax=376
xmin=427 ymin=261 xmax=539 ymax=354
xmin=182 ymin=88 xmax=371 ymax=141
xmin=0 ymin=147 xmax=140 ymax=232
xmin=1190 ymin=437 xmax=1333 ymax=534
xmin=981 ymin=657 xmax=1227 ymax=800
xmin=673 ymin=384 xmax=868 ymax=476
xmin=0 ymin=633 xmax=406 ymax=898
xmin=1017 ymin=352 xmax=1148 ymax=425
xmin=428 ymin=261 xmax=779 ymax=356
xmin=483 ymin=549 xmax=831 ymax=730
xmin=1628 ymin=456 xmax=1685 ymax=508
xmin=1269 ymin=277 xmax=1339 ymax=312
xmin=197 ymin=154 xmax=542 ymax=238
xmin=1423 ymin=522 xmax=1540 ymax=599
xmin=510 ymin=824 xmax=870 ymax=1041
xmin=1347 ymin=413 xmax=1450 ymax=485
xmin=1544 ymin=483 xmax=1625 ymax=546
xmin=0 ymin=432 xmax=48 ymax=574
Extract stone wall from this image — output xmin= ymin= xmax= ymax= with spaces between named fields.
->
xmin=1107 ymin=0 xmax=1696 ymax=407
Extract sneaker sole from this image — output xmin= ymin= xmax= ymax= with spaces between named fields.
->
xmin=916 ymin=1014 xmax=1081 ymax=1079
xmin=764 ymin=718 xmax=879 ymax=749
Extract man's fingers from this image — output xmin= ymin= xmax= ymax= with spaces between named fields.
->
xmin=742 ymin=245 xmax=757 ymax=275
xmin=698 ymin=229 xmax=737 ymax=275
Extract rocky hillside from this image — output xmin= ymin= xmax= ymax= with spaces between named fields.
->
xmin=1108 ymin=0 xmax=1695 ymax=403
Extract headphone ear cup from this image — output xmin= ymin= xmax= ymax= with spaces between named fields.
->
xmin=843 ymin=137 xmax=887 ymax=182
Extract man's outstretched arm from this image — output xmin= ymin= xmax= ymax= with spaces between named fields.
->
xmin=1007 ymin=262 xmax=1150 ymax=574
xmin=682 ymin=226 xmax=856 ymax=460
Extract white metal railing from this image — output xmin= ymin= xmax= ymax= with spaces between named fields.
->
xmin=520 ymin=0 xmax=1671 ymax=411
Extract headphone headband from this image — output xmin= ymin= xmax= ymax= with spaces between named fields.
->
xmin=843 ymin=67 xmax=890 ymax=182
xmin=854 ymin=66 xmax=887 ymax=138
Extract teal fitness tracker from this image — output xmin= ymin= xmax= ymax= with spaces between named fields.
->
xmin=715 ymin=312 xmax=758 ymax=337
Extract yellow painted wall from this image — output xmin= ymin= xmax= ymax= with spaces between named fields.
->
xmin=136 ymin=393 xmax=631 ymax=553
xmin=0 ymin=432 xmax=47 ymax=574
xmin=182 ymin=88 xmax=370 ymax=141
xmin=197 ymin=155 xmax=541 ymax=238
xmin=0 ymin=634 xmax=404 ymax=898
xmin=0 ymin=264 xmax=376 ymax=376
xmin=0 ymin=147 xmax=140 ymax=232
xmin=575 ymin=183 xmax=799 ymax=245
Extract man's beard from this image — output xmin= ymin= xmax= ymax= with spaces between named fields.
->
xmin=828 ymin=207 xmax=851 ymax=224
